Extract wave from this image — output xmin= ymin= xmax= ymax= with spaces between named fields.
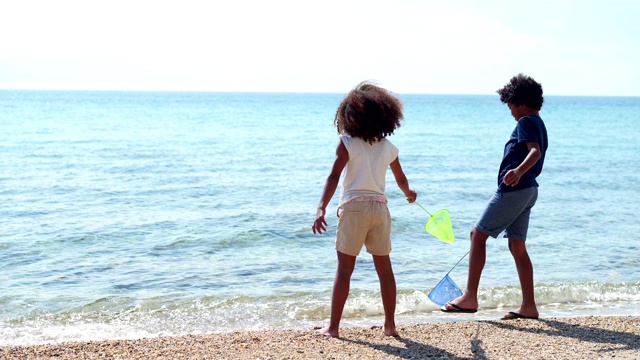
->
xmin=1 ymin=281 xmax=638 ymax=346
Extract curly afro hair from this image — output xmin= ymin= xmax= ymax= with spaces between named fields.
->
xmin=334 ymin=81 xmax=403 ymax=144
xmin=497 ymin=73 xmax=544 ymax=110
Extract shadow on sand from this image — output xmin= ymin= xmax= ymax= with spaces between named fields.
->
xmin=342 ymin=335 xmax=467 ymax=359
xmin=341 ymin=318 xmax=639 ymax=359
xmin=486 ymin=318 xmax=640 ymax=356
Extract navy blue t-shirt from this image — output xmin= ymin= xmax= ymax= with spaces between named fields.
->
xmin=498 ymin=115 xmax=548 ymax=192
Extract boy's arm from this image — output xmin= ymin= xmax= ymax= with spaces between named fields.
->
xmin=312 ymin=140 xmax=349 ymax=235
xmin=503 ymin=142 xmax=542 ymax=187
xmin=389 ymin=157 xmax=417 ymax=203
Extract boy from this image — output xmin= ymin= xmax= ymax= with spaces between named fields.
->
xmin=442 ymin=74 xmax=548 ymax=320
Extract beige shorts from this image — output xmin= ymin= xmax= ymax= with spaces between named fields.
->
xmin=335 ymin=201 xmax=392 ymax=256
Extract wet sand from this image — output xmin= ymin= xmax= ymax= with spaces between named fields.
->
xmin=2 ymin=316 xmax=639 ymax=359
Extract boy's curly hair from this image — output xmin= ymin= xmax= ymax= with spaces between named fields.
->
xmin=334 ymin=81 xmax=403 ymax=144
xmin=497 ymin=73 xmax=544 ymax=110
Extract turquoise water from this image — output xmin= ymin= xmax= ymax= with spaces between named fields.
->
xmin=1 ymin=91 xmax=639 ymax=346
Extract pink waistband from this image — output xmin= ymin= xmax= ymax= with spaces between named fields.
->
xmin=352 ymin=196 xmax=387 ymax=204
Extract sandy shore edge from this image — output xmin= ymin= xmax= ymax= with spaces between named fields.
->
xmin=2 ymin=316 xmax=639 ymax=359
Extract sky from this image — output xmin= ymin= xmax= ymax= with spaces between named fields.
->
xmin=1 ymin=0 xmax=639 ymax=96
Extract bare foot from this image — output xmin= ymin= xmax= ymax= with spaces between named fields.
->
xmin=317 ymin=326 xmax=339 ymax=338
xmin=384 ymin=323 xmax=399 ymax=337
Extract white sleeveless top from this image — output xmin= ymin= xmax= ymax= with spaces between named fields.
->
xmin=338 ymin=136 xmax=399 ymax=207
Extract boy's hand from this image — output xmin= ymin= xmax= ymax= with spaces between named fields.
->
xmin=312 ymin=208 xmax=328 ymax=234
xmin=504 ymin=169 xmax=522 ymax=186
xmin=405 ymin=190 xmax=417 ymax=203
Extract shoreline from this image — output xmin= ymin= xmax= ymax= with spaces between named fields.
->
xmin=2 ymin=315 xmax=639 ymax=359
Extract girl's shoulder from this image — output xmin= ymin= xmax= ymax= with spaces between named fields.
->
xmin=340 ymin=136 xmax=396 ymax=149
xmin=339 ymin=135 xmax=353 ymax=146
xmin=377 ymin=137 xmax=396 ymax=150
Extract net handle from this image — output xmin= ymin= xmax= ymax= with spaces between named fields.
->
xmin=415 ymin=202 xmax=432 ymax=216
xmin=446 ymin=251 xmax=469 ymax=275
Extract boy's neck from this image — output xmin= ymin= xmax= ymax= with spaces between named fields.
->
xmin=512 ymin=105 xmax=539 ymax=120
xmin=521 ymin=106 xmax=539 ymax=117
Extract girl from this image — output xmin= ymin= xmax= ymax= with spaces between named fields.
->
xmin=312 ymin=81 xmax=417 ymax=338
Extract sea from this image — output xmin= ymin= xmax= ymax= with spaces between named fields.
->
xmin=1 ymin=90 xmax=639 ymax=346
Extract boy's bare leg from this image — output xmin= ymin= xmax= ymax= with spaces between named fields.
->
xmin=506 ymin=238 xmax=539 ymax=318
xmin=373 ymin=254 xmax=399 ymax=337
xmin=444 ymin=227 xmax=489 ymax=311
xmin=318 ymin=251 xmax=356 ymax=338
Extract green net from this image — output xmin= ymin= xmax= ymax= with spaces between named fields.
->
xmin=425 ymin=209 xmax=454 ymax=244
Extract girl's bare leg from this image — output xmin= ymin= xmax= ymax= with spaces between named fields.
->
xmin=373 ymin=254 xmax=399 ymax=337
xmin=318 ymin=251 xmax=356 ymax=338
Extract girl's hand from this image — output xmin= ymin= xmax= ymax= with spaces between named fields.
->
xmin=312 ymin=208 xmax=328 ymax=234
xmin=405 ymin=190 xmax=417 ymax=203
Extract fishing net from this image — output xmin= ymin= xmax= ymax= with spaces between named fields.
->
xmin=425 ymin=209 xmax=454 ymax=244
xmin=428 ymin=273 xmax=463 ymax=307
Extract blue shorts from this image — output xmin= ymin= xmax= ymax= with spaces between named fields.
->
xmin=475 ymin=187 xmax=538 ymax=241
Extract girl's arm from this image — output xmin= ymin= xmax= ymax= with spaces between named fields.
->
xmin=390 ymin=157 xmax=417 ymax=203
xmin=312 ymin=140 xmax=349 ymax=234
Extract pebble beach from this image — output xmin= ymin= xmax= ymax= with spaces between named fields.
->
xmin=2 ymin=316 xmax=639 ymax=359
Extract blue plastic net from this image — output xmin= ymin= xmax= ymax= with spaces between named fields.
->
xmin=428 ymin=274 xmax=463 ymax=306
